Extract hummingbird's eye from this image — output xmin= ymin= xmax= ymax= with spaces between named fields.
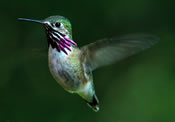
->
xmin=55 ymin=22 xmax=61 ymax=28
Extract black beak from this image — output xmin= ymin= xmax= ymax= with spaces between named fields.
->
xmin=18 ymin=18 xmax=44 ymax=24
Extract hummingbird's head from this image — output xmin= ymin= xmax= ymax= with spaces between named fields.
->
xmin=43 ymin=16 xmax=72 ymax=39
xmin=18 ymin=15 xmax=77 ymax=55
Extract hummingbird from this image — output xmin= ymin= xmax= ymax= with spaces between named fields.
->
xmin=18 ymin=16 xmax=157 ymax=112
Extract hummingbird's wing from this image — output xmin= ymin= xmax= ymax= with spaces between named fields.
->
xmin=81 ymin=33 xmax=158 ymax=71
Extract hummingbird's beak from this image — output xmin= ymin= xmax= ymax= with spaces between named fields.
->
xmin=18 ymin=18 xmax=44 ymax=24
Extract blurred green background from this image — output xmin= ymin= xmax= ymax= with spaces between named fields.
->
xmin=0 ymin=0 xmax=175 ymax=121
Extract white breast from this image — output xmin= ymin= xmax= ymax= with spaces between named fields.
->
xmin=48 ymin=45 xmax=72 ymax=82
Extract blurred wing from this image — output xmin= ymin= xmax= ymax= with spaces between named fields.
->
xmin=81 ymin=34 xmax=158 ymax=71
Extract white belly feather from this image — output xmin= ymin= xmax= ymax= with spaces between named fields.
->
xmin=48 ymin=45 xmax=81 ymax=92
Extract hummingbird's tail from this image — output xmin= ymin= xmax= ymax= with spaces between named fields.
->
xmin=86 ymin=94 xmax=99 ymax=112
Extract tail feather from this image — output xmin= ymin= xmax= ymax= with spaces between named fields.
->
xmin=86 ymin=94 xmax=99 ymax=112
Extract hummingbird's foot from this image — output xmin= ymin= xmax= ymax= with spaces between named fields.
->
xmin=86 ymin=94 xmax=100 ymax=112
